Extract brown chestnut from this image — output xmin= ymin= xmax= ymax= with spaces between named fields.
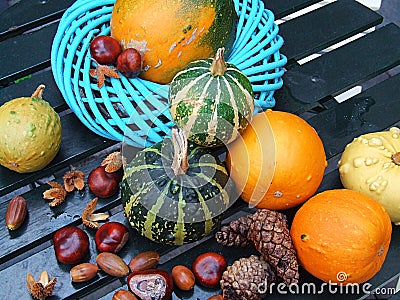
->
xmin=53 ymin=226 xmax=89 ymax=264
xmin=88 ymin=165 xmax=122 ymax=198
xmin=192 ymin=252 xmax=227 ymax=288
xmin=172 ymin=265 xmax=195 ymax=291
xmin=117 ymin=48 xmax=142 ymax=78
xmin=70 ymin=262 xmax=98 ymax=283
xmin=95 ymin=221 xmax=129 ymax=253
xmin=127 ymin=269 xmax=173 ymax=300
xmin=90 ymin=35 xmax=122 ymax=64
xmin=96 ymin=252 xmax=130 ymax=277
xmin=128 ymin=251 xmax=160 ymax=272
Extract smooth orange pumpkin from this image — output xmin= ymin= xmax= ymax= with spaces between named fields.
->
xmin=290 ymin=189 xmax=392 ymax=284
xmin=226 ymin=109 xmax=327 ymax=210
xmin=110 ymin=0 xmax=237 ymax=84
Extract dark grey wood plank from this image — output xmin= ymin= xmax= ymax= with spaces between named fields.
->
xmin=308 ymin=73 xmax=400 ymax=159
xmin=0 ymin=22 xmax=58 ymax=86
xmin=0 ymin=70 xmax=66 ymax=112
xmin=263 ymin=0 xmax=321 ymax=19
xmin=276 ymin=23 xmax=400 ymax=114
xmin=279 ymin=0 xmax=383 ymax=63
xmin=0 ymin=0 xmax=75 ymax=40
xmin=0 ymin=112 xmax=115 ymax=197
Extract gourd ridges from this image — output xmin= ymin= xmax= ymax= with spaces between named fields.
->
xmin=121 ymin=139 xmax=233 ymax=245
xmin=169 ymin=60 xmax=253 ymax=146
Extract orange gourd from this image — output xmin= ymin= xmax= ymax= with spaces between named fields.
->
xmin=110 ymin=0 xmax=237 ymax=84
xmin=290 ymin=189 xmax=392 ymax=284
xmin=226 ymin=109 xmax=327 ymax=210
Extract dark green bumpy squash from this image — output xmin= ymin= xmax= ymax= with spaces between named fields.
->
xmin=121 ymin=128 xmax=237 ymax=245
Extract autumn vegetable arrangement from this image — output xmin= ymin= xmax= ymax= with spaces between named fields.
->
xmin=2 ymin=0 xmax=398 ymax=299
xmin=115 ymin=47 xmax=393 ymax=300
xmin=8 ymin=107 xmax=395 ymax=299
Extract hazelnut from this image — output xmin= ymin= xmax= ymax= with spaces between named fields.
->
xmin=172 ymin=265 xmax=195 ymax=291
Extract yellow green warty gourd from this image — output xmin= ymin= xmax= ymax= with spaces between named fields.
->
xmin=0 ymin=85 xmax=62 ymax=173
xmin=338 ymin=127 xmax=400 ymax=224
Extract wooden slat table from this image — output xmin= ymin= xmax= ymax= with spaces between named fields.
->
xmin=1 ymin=0 xmax=400 ymax=299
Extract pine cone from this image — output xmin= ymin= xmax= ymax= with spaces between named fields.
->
xmin=216 ymin=209 xmax=299 ymax=286
xmin=249 ymin=209 xmax=299 ymax=286
xmin=221 ymin=255 xmax=276 ymax=300
xmin=215 ymin=215 xmax=253 ymax=247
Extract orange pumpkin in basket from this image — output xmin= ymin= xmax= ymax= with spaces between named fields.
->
xmin=290 ymin=189 xmax=392 ymax=284
xmin=110 ymin=0 xmax=237 ymax=84
xmin=226 ymin=109 xmax=327 ymax=210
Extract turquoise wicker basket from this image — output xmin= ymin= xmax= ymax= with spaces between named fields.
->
xmin=51 ymin=0 xmax=287 ymax=147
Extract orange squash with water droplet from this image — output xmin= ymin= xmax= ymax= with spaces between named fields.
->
xmin=226 ymin=109 xmax=327 ymax=210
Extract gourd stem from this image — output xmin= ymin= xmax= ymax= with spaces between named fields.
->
xmin=32 ymin=84 xmax=45 ymax=99
xmin=210 ymin=47 xmax=227 ymax=76
xmin=171 ymin=127 xmax=189 ymax=175
xmin=392 ymin=152 xmax=400 ymax=165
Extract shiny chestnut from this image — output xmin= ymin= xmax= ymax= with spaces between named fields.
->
xmin=53 ymin=226 xmax=89 ymax=264
xmin=116 ymin=48 xmax=142 ymax=78
xmin=90 ymin=35 xmax=122 ymax=64
xmin=192 ymin=252 xmax=227 ymax=288
xmin=95 ymin=221 xmax=129 ymax=253
xmin=88 ymin=165 xmax=122 ymax=198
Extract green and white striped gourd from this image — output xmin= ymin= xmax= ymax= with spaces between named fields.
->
xmin=120 ymin=128 xmax=236 ymax=245
xmin=169 ymin=47 xmax=254 ymax=147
